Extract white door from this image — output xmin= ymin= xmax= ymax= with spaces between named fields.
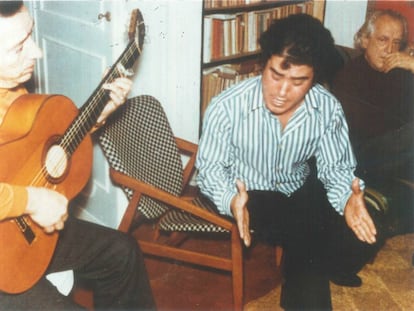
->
xmin=27 ymin=0 xmax=129 ymax=227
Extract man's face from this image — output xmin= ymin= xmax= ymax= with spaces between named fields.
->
xmin=262 ymin=55 xmax=314 ymax=118
xmin=362 ymin=15 xmax=404 ymax=71
xmin=0 ymin=6 xmax=42 ymax=89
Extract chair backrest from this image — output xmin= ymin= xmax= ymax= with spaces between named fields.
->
xmin=98 ymin=95 xmax=184 ymax=219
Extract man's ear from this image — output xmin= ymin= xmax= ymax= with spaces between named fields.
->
xmin=361 ymin=35 xmax=369 ymax=49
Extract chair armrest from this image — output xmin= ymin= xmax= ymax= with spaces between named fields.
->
xmin=395 ymin=178 xmax=414 ymax=190
xmin=175 ymin=137 xmax=198 ymax=190
xmin=175 ymin=137 xmax=198 ymax=154
xmin=110 ymin=168 xmax=233 ymax=231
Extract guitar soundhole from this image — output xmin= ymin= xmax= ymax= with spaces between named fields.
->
xmin=44 ymin=143 xmax=68 ymax=182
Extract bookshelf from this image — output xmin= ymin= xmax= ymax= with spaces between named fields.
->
xmin=200 ymin=0 xmax=326 ymax=119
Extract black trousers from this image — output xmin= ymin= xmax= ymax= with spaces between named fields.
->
xmin=1 ymin=217 xmax=156 ymax=311
xmin=356 ymin=122 xmax=414 ymax=183
xmin=247 ymin=176 xmax=384 ymax=311
xmin=355 ymin=122 xmax=414 ymax=235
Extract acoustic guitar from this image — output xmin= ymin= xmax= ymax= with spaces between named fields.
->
xmin=0 ymin=9 xmax=145 ymax=294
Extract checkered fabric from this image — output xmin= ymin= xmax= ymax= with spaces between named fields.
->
xmin=99 ymin=95 xmax=228 ymax=232
xmin=98 ymin=95 xmax=183 ymax=219
xmin=159 ymin=195 xmax=230 ymax=233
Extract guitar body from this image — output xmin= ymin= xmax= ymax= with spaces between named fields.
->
xmin=0 ymin=94 xmax=93 ymax=294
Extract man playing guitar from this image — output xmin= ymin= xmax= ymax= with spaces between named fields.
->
xmin=0 ymin=1 xmax=155 ymax=310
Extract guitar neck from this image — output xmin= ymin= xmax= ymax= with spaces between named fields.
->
xmin=60 ymin=39 xmax=141 ymax=156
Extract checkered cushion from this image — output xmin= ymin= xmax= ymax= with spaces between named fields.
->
xmin=98 ymin=95 xmax=183 ymax=219
xmin=99 ymin=95 xmax=228 ymax=233
xmin=159 ymin=195 xmax=229 ymax=233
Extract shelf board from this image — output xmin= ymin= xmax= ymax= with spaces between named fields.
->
xmin=202 ymin=51 xmax=260 ymax=68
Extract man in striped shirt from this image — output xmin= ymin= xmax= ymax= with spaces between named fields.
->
xmin=197 ymin=14 xmax=383 ymax=311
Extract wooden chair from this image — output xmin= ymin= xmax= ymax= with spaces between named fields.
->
xmin=98 ymin=95 xmax=244 ymax=311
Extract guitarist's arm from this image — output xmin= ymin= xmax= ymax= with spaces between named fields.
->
xmin=0 ymin=183 xmax=27 ymax=220
xmin=0 ymin=183 xmax=68 ymax=233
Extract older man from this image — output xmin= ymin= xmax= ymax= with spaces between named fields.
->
xmin=331 ymin=9 xmax=414 ymax=237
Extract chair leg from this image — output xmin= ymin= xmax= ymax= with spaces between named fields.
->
xmin=231 ymin=226 xmax=243 ymax=311
xmin=165 ymin=231 xmax=189 ymax=246
xmin=153 ymin=225 xmax=161 ymax=241
xmin=72 ymin=285 xmax=94 ymax=310
xmin=275 ymin=246 xmax=283 ymax=268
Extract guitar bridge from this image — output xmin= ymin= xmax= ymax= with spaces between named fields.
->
xmin=14 ymin=217 xmax=35 ymax=245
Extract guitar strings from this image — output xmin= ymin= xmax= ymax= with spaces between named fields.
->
xmin=63 ymin=41 xmax=138 ymax=152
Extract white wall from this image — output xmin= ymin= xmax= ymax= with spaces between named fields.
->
xmin=123 ymin=0 xmax=203 ymax=143
xmin=324 ymin=0 xmax=368 ymax=47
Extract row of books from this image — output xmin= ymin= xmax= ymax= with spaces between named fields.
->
xmin=204 ymin=0 xmax=279 ymax=10
xmin=201 ymin=61 xmax=261 ymax=118
xmin=203 ymin=1 xmax=314 ymax=63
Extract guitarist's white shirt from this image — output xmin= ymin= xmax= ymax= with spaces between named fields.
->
xmin=46 ymin=270 xmax=74 ymax=296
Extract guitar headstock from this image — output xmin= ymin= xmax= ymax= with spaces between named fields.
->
xmin=128 ymin=9 xmax=145 ymax=52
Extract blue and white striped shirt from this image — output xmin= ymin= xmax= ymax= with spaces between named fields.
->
xmin=196 ymin=76 xmax=360 ymax=217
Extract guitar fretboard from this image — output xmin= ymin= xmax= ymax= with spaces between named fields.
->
xmin=61 ymin=39 xmax=141 ymax=156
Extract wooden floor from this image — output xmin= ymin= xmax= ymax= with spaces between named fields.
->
xmin=141 ymin=228 xmax=281 ymax=311
xmin=72 ymin=224 xmax=281 ymax=311
xmin=74 ymin=223 xmax=280 ymax=311
xmin=73 ymin=223 xmax=414 ymax=311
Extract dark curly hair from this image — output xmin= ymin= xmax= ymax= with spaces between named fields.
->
xmin=259 ymin=14 xmax=342 ymax=85
xmin=0 ymin=1 xmax=23 ymax=17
